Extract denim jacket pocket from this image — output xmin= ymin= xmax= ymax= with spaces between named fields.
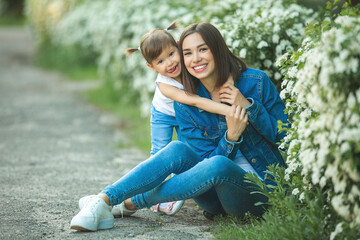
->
xmin=200 ymin=127 xmax=220 ymax=140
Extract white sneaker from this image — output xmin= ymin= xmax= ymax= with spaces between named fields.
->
xmin=153 ymin=200 xmax=184 ymax=216
xmin=111 ymin=201 xmax=137 ymax=217
xmin=79 ymin=195 xmax=136 ymax=218
xmin=70 ymin=196 xmax=114 ymax=231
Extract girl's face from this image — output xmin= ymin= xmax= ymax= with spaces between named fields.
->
xmin=148 ymin=44 xmax=181 ymax=80
xmin=182 ymin=32 xmax=215 ymax=81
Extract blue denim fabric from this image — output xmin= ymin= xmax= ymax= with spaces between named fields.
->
xmin=174 ymin=68 xmax=288 ymax=182
xmin=102 ymin=141 xmax=267 ymax=217
xmin=150 ymin=105 xmax=181 ymax=156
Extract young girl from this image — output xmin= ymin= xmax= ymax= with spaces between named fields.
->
xmin=126 ymin=22 xmax=231 ymax=215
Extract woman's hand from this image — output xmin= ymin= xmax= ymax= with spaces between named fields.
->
xmin=225 ymin=105 xmax=248 ymax=142
xmin=219 ymin=82 xmax=251 ymax=108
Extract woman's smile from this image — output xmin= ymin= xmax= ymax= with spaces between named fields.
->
xmin=193 ymin=64 xmax=208 ymax=73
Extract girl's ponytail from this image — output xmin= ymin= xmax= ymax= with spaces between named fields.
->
xmin=126 ymin=20 xmax=178 ymax=62
xmin=165 ymin=20 xmax=177 ymax=31
xmin=124 ymin=47 xmax=139 ymax=56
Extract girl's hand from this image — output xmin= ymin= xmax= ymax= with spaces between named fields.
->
xmin=219 ymin=83 xmax=250 ymax=108
xmin=225 ymin=105 xmax=248 ymax=142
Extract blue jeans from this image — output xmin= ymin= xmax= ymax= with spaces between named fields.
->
xmin=101 ymin=141 xmax=267 ymax=217
xmin=150 ymin=105 xmax=180 ymax=156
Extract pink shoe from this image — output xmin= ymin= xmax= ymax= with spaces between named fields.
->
xmin=153 ymin=200 xmax=184 ymax=216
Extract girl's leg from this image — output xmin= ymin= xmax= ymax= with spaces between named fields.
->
xmin=101 ymin=141 xmax=202 ymax=207
xmin=150 ymin=105 xmax=178 ymax=155
xmin=150 ymin=106 xmax=184 ymax=214
xmin=132 ymin=155 xmax=267 ymax=217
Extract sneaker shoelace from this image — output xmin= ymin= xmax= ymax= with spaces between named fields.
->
xmin=83 ymin=198 xmax=100 ymax=215
xmin=119 ymin=202 xmax=124 ymax=218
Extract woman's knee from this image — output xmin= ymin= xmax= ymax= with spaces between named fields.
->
xmin=154 ymin=141 xmax=198 ymax=166
xmin=165 ymin=141 xmax=194 ymax=155
xmin=202 ymin=156 xmax=236 ymax=176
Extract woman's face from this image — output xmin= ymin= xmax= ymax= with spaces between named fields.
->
xmin=182 ymin=32 xmax=215 ymax=81
xmin=148 ymin=44 xmax=181 ymax=80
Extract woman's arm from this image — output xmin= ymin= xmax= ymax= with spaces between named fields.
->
xmin=158 ymin=83 xmax=230 ymax=116
xmin=174 ymin=102 xmax=242 ymax=160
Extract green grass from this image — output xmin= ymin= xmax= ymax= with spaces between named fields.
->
xmin=211 ymin=213 xmax=263 ymax=240
xmin=35 ymin=43 xmax=99 ymax=81
xmin=85 ymin=81 xmax=152 ymax=154
xmin=0 ymin=16 xmax=26 ymax=26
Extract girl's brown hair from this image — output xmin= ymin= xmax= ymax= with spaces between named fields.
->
xmin=179 ymin=22 xmax=247 ymax=94
xmin=125 ymin=21 xmax=178 ymax=65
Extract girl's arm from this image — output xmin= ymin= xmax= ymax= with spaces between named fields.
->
xmin=158 ymin=83 xmax=230 ymax=116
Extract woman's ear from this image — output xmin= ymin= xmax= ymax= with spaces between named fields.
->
xmin=146 ymin=63 xmax=157 ymax=73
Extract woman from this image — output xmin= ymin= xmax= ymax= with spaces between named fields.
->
xmin=70 ymin=22 xmax=287 ymax=232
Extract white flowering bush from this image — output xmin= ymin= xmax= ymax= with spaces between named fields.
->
xmin=212 ymin=0 xmax=316 ymax=90
xmin=280 ymin=6 xmax=360 ymax=238
xmin=25 ymin=0 xmax=76 ymax=45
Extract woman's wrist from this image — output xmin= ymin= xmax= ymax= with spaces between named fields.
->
xmin=226 ymin=131 xmax=240 ymax=142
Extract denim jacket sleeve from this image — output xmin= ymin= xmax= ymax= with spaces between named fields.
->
xmin=244 ymin=72 xmax=287 ymax=144
xmin=174 ymin=102 xmax=241 ymax=160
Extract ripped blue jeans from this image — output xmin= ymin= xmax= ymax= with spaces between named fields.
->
xmin=101 ymin=141 xmax=267 ymax=217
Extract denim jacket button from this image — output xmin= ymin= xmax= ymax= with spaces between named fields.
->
xmin=251 ymin=158 xmax=256 ymax=163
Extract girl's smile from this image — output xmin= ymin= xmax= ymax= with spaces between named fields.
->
xmin=168 ymin=64 xmax=179 ymax=74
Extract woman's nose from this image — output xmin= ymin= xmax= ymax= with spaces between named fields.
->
xmin=193 ymin=51 xmax=201 ymax=63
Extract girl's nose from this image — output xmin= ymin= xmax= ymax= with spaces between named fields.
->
xmin=166 ymin=58 xmax=173 ymax=66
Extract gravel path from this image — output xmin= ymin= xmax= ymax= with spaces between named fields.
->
xmin=0 ymin=26 xmax=214 ymax=240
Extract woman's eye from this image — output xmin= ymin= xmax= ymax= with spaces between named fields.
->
xmin=169 ymin=52 xmax=174 ymax=57
xmin=200 ymin=47 xmax=207 ymax=52
xmin=183 ymin=52 xmax=191 ymax=56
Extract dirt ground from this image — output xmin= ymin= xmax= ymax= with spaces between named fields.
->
xmin=0 ymin=26 xmax=214 ymax=240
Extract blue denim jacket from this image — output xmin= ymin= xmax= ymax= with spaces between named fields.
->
xmin=174 ymin=68 xmax=288 ymax=181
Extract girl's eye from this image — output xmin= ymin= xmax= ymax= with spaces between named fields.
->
xmin=200 ymin=47 xmax=208 ymax=52
xmin=169 ymin=52 xmax=174 ymax=57
xmin=183 ymin=52 xmax=191 ymax=56
xmin=157 ymin=60 xmax=163 ymax=65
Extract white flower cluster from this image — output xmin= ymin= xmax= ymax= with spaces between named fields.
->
xmin=281 ymin=15 xmax=360 ymax=232
xmin=212 ymin=0 xmax=316 ymax=83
